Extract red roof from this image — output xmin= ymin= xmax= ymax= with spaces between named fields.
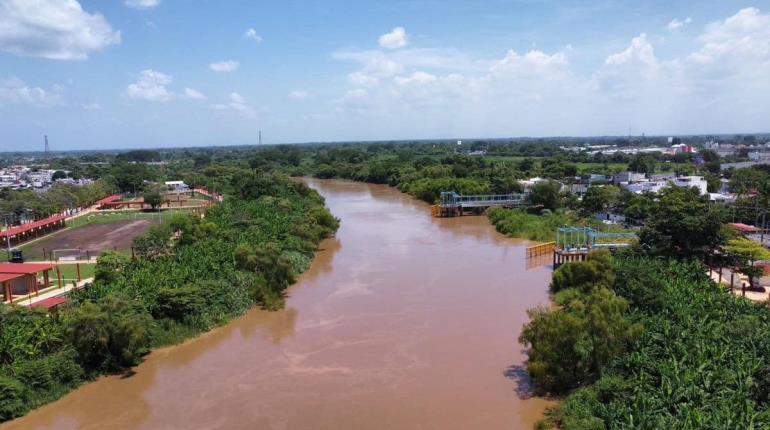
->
xmin=95 ymin=194 xmax=121 ymax=205
xmin=729 ymin=223 xmax=760 ymax=233
xmin=30 ymin=296 xmax=68 ymax=309
xmin=0 ymin=263 xmax=55 ymax=275
xmin=0 ymin=215 xmax=66 ymax=239
xmin=0 ymin=273 xmax=25 ymax=283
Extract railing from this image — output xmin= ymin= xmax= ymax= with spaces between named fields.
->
xmin=526 ymin=241 xmax=556 ymax=257
xmin=557 ymin=226 xmax=638 ymax=250
xmin=440 ymin=192 xmax=527 ymax=207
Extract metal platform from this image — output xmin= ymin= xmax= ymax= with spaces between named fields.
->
xmin=432 ymin=191 xmax=527 ymax=217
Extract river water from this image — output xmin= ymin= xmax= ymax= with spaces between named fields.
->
xmin=4 ymin=180 xmax=554 ymax=430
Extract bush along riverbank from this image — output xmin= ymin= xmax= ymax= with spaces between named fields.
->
xmin=523 ymin=250 xmax=770 ymax=428
xmin=0 ymin=172 xmax=339 ymax=422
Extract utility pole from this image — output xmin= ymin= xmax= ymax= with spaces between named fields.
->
xmin=3 ymin=214 xmax=12 ymax=259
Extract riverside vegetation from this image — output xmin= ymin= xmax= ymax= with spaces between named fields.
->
xmin=3 ymin=140 xmax=770 ymax=426
xmin=0 ymin=171 xmax=338 ymax=421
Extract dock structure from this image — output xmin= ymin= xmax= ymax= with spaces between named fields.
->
xmin=553 ymin=226 xmax=637 ymax=266
xmin=431 ymin=191 xmax=526 ymax=217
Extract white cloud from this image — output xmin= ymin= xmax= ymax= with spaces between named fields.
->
xmin=289 ymin=90 xmax=309 ymax=100
xmin=667 ymin=17 xmax=692 ymax=31
xmin=81 ymin=102 xmax=102 ymax=110
xmin=125 ymin=69 xmax=173 ymax=102
xmin=378 ymin=27 xmax=408 ymax=49
xmin=125 ymin=0 xmax=160 ymax=10
xmin=0 ymin=0 xmax=121 ymax=60
xmin=348 ymin=72 xmax=380 ymax=87
xmin=243 ymin=28 xmax=263 ymax=42
xmin=490 ymin=49 xmax=570 ymax=79
xmin=209 ymin=60 xmax=240 ymax=72
xmin=688 ymin=8 xmax=770 ymax=65
xmin=605 ymin=34 xmax=657 ymax=66
xmin=211 ymin=92 xmax=256 ymax=117
xmin=394 ymin=71 xmax=437 ymax=86
xmin=182 ymin=88 xmax=206 ymax=100
xmin=0 ymin=77 xmax=63 ymax=107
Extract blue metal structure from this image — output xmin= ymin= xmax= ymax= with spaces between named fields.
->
xmin=439 ymin=191 xmax=527 ymax=208
xmin=556 ymin=226 xmax=637 ymax=250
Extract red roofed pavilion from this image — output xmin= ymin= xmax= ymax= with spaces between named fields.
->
xmin=0 ymin=262 xmax=57 ymax=303
xmin=0 ymin=215 xmax=66 ymax=248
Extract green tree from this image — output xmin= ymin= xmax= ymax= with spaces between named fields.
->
xmin=639 ymin=186 xmax=726 ymax=259
xmin=551 ymin=250 xmax=615 ymax=294
xmin=581 ymin=185 xmax=620 ymax=215
xmin=51 ymin=171 xmax=67 ymax=181
xmin=527 ymin=180 xmax=562 ymax=211
xmin=520 ymin=287 xmax=642 ymax=394
xmin=724 ymin=238 xmax=770 ymax=289
xmin=143 ymin=190 xmax=163 ymax=210
xmin=628 ymin=154 xmax=657 ymax=174
xmin=63 ymin=296 xmax=152 ymax=372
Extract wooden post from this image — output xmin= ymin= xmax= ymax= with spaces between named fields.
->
xmin=719 ymin=266 xmax=723 ymax=283
xmin=3 ymin=281 xmax=9 ymax=303
xmin=44 ymin=270 xmax=50 ymax=289
xmin=730 ymin=272 xmax=735 ymax=291
xmin=76 ymin=263 xmax=81 ymax=282
xmin=56 ymin=266 xmax=63 ymax=289
xmin=29 ymin=274 xmax=38 ymax=297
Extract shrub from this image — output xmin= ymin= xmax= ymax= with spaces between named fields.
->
xmin=0 ymin=376 xmax=27 ymax=421
xmin=520 ymin=287 xmax=641 ymax=394
xmin=63 ymin=297 xmax=152 ymax=372
xmin=154 ymin=285 xmax=206 ymax=322
xmin=551 ymin=250 xmax=615 ymax=294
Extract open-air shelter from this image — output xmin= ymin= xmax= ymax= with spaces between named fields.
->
xmin=0 ymin=215 xmax=66 ymax=248
xmin=0 ymin=262 xmax=57 ymax=303
xmin=0 ymin=272 xmax=26 ymax=303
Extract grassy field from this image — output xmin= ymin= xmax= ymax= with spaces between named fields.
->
xmin=67 ymin=209 xmax=195 ymax=229
xmin=1 ymin=209 xmax=201 ymax=263
xmin=55 ymin=263 xmax=96 ymax=282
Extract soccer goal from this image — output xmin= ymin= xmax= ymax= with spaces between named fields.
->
xmin=52 ymin=248 xmax=85 ymax=262
xmin=134 ymin=211 xmax=162 ymax=221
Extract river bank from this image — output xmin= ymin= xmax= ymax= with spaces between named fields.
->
xmin=3 ymin=179 xmax=554 ymax=430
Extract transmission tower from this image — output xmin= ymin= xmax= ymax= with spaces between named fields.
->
xmin=44 ymin=135 xmax=50 ymax=166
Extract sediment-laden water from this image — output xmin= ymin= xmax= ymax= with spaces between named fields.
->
xmin=3 ymin=180 xmax=553 ymax=430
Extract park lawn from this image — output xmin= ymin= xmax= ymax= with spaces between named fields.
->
xmin=55 ymin=263 xmax=96 ymax=282
xmin=66 ymin=208 xmax=199 ymax=229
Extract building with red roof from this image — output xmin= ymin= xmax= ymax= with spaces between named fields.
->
xmin=0 ymin=262 xmax=56 ymax=303
xmin=0 ymin=215 xmax=66 ymax=248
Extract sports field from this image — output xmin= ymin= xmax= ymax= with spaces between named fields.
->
xmin=1 ymin=211 xmax=173 ymax=262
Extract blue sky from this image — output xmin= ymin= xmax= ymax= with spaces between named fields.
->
xmin=1 ymin=0 xmax=770 ymax=150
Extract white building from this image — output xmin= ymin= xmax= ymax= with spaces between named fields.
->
xmin=164 ymin=180 xmax=189 ymax=193
xmin=626 ymin=180 xmax=667 ymax=194
xmin=623 ymin=176 xmax=708 ymax=196
xmin=672 ymin=176 xmax=708 ymax=195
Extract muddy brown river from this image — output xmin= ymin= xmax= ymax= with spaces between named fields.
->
xmin=3 ymin=180 xmax=554 ymax=430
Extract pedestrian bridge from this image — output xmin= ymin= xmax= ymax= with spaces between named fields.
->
xmin=432 ymin=191 xmax=527 ymax=217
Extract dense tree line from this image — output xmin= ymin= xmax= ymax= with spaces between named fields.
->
xmin=529 ymin=253 xmax=770 ymax=429
xmin=0 ymin=172 xmax=338 ymax=421
xmin=0 ymin=182 xmax=114 ymax=221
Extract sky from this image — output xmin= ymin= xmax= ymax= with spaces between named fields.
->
xmin=1 ymin=1 xmax=770 ymax=150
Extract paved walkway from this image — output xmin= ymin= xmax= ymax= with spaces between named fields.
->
xmin=5 ymin=277 xmax=94 ymax=307
xmin=709 ymin=267 xmax=770 ymax=302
